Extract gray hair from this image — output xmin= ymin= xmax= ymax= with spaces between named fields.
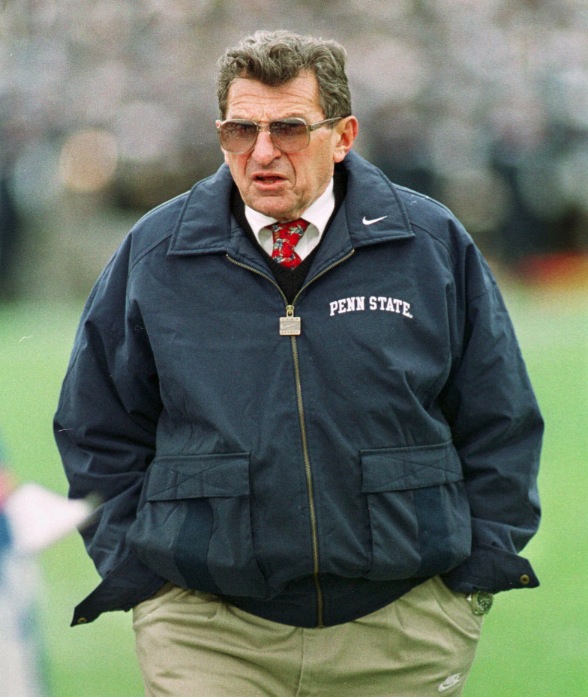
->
xmin=216 ymin=30 xmax=352 ymax=120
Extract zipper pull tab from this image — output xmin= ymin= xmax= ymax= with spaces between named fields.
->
xmin=280 ymin=305 xmax=301 ymax=336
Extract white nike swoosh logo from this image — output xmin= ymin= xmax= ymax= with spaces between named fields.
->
xmin=438 ymin=674 xmax=463 ymax=692
xmin=362 ymin=215 xmax=388 ymax=226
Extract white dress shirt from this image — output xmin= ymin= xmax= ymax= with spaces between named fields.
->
xmin=244 ymin=179 xmax=335 ymax=261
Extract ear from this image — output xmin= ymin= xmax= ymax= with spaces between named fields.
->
xmin=215 ymin=120 xmax=230 ymax=163
xmin=333 ymin=116 xmax=359 ymax=163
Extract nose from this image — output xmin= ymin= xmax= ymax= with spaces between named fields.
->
xmin=251 ymin=128 xmax=281 ymax=164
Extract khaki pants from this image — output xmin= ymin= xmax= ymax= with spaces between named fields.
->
xmin=133 ymin=576 xmax=483 ymax=697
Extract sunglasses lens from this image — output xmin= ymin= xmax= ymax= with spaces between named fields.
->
xmin=219 ymin=121 xmax=258 ymax=153
xmin=218 ymin=118 xmax=311 ymax=153
xmin=269 ymin=120 xmax=309 ymax=152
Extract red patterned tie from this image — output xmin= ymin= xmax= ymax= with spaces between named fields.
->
xmin=269 ymin=218 xmax=310 ymax=269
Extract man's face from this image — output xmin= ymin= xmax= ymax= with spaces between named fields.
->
xmin=219 ymin=70 xmax=357 ymax=221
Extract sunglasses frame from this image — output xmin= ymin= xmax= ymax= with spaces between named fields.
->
xmin=216 ymin=116 xmax=344 ymax=154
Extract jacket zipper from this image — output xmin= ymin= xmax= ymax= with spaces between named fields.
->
xmin=289 ymin=332 xmax=324 ymax=622
xmin=227 ymin=250 xmax=354 ymax=627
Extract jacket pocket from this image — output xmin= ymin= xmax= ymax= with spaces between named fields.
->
xmin=128 ymin=452 xmax=267 ymax=598
xmin=360 ymin=441 xmax=471 ymax=581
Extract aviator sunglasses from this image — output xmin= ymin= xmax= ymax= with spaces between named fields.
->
xmin=216 ymin=116 xmax=345 ymax=154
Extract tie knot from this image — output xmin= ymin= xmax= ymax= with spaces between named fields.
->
xmin=269 ymin=218 xmax=309 ymax=268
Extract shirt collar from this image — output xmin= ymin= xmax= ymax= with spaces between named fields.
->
xmin=245 ymin=178 xmax=335 ymax=245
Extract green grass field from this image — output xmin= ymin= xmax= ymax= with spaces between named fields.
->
xmin=1 ymin=284 xmax=586 ymax=697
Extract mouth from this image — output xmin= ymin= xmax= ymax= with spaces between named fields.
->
xmin=252 ymin=172 xmax=287 ymax=187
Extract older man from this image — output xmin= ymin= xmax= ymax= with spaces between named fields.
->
xmin=55 ymin=30 xmax=542 ymax=696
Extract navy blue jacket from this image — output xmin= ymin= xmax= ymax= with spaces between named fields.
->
xmin=55 ymin=151 xmax=543 ymax=628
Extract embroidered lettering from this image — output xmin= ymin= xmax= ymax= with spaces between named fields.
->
xmin=330 ymin=296 xmax=366 ymax=316
xmin=402 ymin=301 xmax=413 ymax=318
xmin=367 ymin=296 xmax=412 ymax=318
xmin=330 ymin=295 xmax=413 ymax=319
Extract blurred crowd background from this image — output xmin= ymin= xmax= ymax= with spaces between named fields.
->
xmin=2 ymin=0 xmax=588 ymax=302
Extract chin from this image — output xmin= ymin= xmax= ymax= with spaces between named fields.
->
xmin=246 ymin=191 xmax=296 ymax=218
xmin=253 ymin=203 xmax=294 ymax=221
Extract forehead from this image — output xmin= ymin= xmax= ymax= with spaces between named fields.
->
xmin=226 ymin=70 xmax=322 ymax=119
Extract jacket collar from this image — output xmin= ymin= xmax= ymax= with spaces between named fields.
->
xmin=168 ymin=150 xmax=415 ymax=258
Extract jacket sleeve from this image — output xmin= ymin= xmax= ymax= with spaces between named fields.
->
xmin=54 ymin=236 xmax=163 ymax=601
xmin=440 ymin=241 xmax=543 ymax=594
